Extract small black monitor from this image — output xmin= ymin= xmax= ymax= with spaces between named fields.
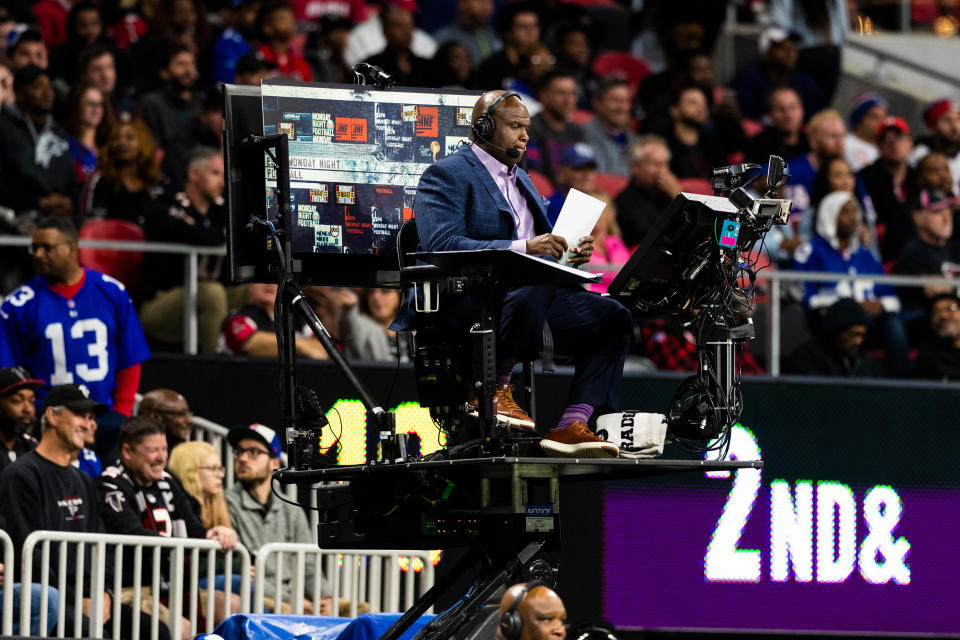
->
xmin=607 ymin=192 xmax=752 ymax=311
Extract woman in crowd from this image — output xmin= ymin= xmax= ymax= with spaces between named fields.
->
xmin=65 ymin=82 xmax=115 ymax=182
xmin=810 ymin=154 xmax=880 ymax=257
xmin=167 ymin=441 xmax=245 ymax=625
xmin=79 ymin=116 xmax=164 ymax=226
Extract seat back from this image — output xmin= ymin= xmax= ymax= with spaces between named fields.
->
xmin=591 ymin=52 xmax=652 ymax=97
xmin=594 ymin=173 xmax=628 ymax=199
xmin=527 ymin=169 xmax=555 ymax=196
xmin=77 ymin=219 xmax=145 ymax=292
xmin=396 ymin=218 xmax=420 ymax=269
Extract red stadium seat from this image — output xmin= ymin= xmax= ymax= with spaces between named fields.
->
xmin=594 ymin=173 xmax=628 ymax=199
xmin=78 ymin=219 xmax=145 ymax=293
xmin=527 ymin=169 xmax=555 ymax=196
xmin=571 ymin=109 xmax=594 ymax=125
xmin=742 ymin=118 xmax=765 ymax=139
xmin=591 ymin=52 xmax=651 ymax=96
xmin=677 ymin=177 xmax=713 ymax=195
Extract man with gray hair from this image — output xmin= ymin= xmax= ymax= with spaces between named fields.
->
xmin=615 ymin=135 xmax=680 ymax=247
xmin=137 ymin=147 xmax=228 ymax=354
xmin=0 ymin=384 xmax=165 ymax=638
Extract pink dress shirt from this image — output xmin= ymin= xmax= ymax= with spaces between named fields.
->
xmin=471 ymin=143 xmax=535 ymax=253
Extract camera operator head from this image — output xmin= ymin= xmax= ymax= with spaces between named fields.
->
xmin=497 ymin=583 xmax=566 ymax=640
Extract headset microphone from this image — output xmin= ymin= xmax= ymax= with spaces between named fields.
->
xmin=478 ymin=137 xmax=523 ymax=159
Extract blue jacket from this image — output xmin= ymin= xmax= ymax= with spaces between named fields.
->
xmin=793 ymin=235 xmax=899 ymax=311
xmin=414 ymin=145 xmax=553 ymax=251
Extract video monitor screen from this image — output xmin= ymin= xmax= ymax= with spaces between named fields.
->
xmin=223 ymin=81 xmax=479 ymax=285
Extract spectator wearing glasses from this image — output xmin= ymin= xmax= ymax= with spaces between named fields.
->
xmin=226 ymin=424 xmax=333 ymax=615
xmin=0 ymin=217 xmax=151 ymax=458
xmin=137 ymin=388 xmax=193 ymax=452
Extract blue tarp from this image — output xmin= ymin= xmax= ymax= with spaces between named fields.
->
xmin=214 ymin=612 xmax=435 ymax=640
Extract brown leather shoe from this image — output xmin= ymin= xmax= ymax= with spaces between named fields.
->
xmin=468 ymin=384 xmax=535 ymax=429
xmin=541 ymin=421 xmax=618 ymax=458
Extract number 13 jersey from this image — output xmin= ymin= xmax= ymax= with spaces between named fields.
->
xmin=0 ymin=268 xmax=151 ymax=409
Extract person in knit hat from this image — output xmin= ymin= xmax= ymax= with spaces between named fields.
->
xmin=844 ymin=91 xmax=887 ymax=171
xmin=909 ymin=98 xmax=960 ymax=192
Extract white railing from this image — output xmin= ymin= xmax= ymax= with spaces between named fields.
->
xmin=0 ymin=236 xmax=224 ymax=356
xmin=20 ymin=530 xmax=250 ymax=640
xmin=253 ymin=544 xmax=435 ymax=617
xmin=5 ymin=235 xmax=956 ymax=376
xmin=1 ymin=528 xmax=13 ymax=636
xmin=585 ymin=261 xmax=960 ymax=376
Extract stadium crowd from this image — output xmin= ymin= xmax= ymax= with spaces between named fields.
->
xmin=2 ymin=0 xmax=960 ymax=634
xmin=2 ymin=0 xmax=960 ymax=380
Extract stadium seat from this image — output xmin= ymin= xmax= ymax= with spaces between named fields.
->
xmin=741 ymin=118 xmax=765 ymax=139
xmin=591 ymin=52 xmax=651 ymax=96
xmin=677 ymin=177 xmax=713 ymax=195
xmin=78 ymin=219 xmax=145 ymax=293
xmin=527 ymin=169 xmax=555 ymax=196
xmin=594 ymin=173 xmax=628 ymax=199
xmin=571 ymin=109 xmax=594 ymax=125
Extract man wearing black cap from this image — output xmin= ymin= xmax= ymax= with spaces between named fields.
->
xmin=0 ymin=384 xmax=165 ymax=638
xmin=0 ymin=64 xmax=76 ymax=222
xmin=0 ymin=366 xmax=44 ymax=472
xmin=783 ymin=298 xmax=883 ymax=377
xmin=914 ymin=293 xmax=960 ymax=381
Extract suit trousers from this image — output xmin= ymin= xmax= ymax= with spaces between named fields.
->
xmin=445 ymin=284 xmax=632 ymax=409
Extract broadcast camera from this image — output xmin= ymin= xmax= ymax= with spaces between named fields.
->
xmin=609 ymin=156 xmax=791 ymax=453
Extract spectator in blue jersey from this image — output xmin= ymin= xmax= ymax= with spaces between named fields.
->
xmin=210 ymin=0 xmax=259 ymax=84
xmin=0 ymin=366 xmax=43 ymax=473
xmin=0 ymin=217 xmax=151 ymax=458
xmin=794 ymin=191 xmax=909 ymax=376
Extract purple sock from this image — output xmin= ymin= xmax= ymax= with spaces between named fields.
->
xmin=555 ymin=403 xmax=594 ymax=430
xmin=496 ymin=359 xmax=517 ymax=387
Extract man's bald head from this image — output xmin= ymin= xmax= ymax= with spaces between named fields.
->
xmin=139 ymin=389 xmax=192 ymax=445
xmin=497 ymin=583 xmax=566 ymax=640
xmin=470 ymin=90 xmax=530 ymax=166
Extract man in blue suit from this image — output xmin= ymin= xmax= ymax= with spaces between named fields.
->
xmin=414 ymin=90 xmax=632 ymax=458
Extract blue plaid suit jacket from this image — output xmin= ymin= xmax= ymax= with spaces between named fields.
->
xmin=414 ymin=145 xmax=553 ymax=251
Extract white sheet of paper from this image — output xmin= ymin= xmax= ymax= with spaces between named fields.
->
xmin=551 ymin=188 xmax=606 ymax=265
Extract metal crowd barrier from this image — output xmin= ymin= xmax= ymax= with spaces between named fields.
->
xmin=3 ymin=235 xmax=958 ymax=375
xmin=1 ymin=528 xmax=13 ymax=636
xmin=253 ymin=544 xmax=435 ymax=617
xmin=19 ymin=530 xmax=251 ymax=640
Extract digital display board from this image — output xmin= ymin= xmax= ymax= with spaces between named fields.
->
xmin=602 ymin=425 xmax=960 ymax=635
xmin=260 ymin=82 xmax=478 ymax=257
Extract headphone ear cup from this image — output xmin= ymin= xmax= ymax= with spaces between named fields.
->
xmin=499 ymin=611 xmax=522 ymax=640
xmin=473 ymin=113 xmax=494 ymax=140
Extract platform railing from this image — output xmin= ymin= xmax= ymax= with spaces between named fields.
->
xmin=4 ymin=235 xmax=958 ymax=375
xmin=253 ymin=544 xmax=435 ymax=617
xmin=1 ymin=528 xmax=13 ymax=636
xmin=19 ymin=530 xmax=250 ymax=640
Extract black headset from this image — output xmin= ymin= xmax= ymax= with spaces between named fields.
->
xmin=499 ymin=580 xmax=545 ymax=640
xmin=472 ymin=90 xmax=522 ymax=141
